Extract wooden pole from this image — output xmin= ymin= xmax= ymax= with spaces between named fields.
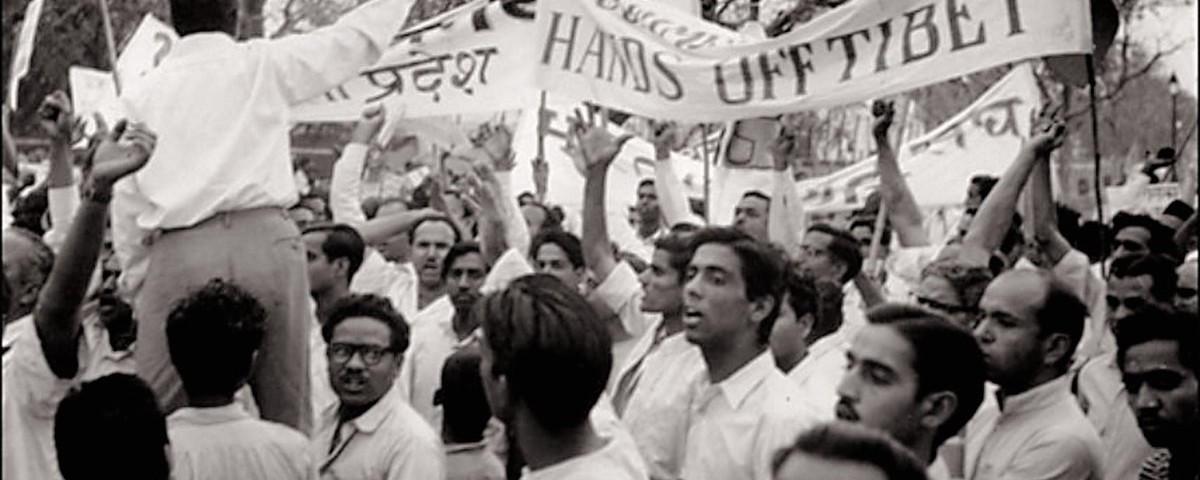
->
xmin=97 ymin=0 xmax=124 ymax=94
xmin=701 ymin=124 xmax=712 ymax=225
xmin=1086 ymin=55 xmax=1106 ymax=276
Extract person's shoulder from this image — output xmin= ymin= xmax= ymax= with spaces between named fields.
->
xmin=383 ymin=399 xmax=442 ymax=446
xmin=254 ymin=418 xmax=311 ymax=448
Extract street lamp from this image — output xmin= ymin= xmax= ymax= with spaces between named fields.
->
xmin=1169 ymin=73 xmax=1179 ymax=156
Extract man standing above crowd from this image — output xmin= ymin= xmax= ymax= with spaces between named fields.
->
xmin=114 ymin=0 xmax=419 ymax=432
xmin=966 ymin=269 xmax=1103 ymax=480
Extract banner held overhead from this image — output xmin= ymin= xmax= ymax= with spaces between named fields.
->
xmin=534 ymin=0 xmax=1090 ymax=121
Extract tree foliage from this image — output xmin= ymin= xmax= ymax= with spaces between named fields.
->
xmin=3 ymin=0 xmax=169 ymax=137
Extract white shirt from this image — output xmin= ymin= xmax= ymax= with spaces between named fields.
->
xmin=787 ymin=314 xmax=854 ymax=422
xmin=311 ymin=382 xmax=445 ymax=479
xmin=396 ymin=295 xmax=461 ymax=429
xmin=965 ymin=375 xmax=1104 ymax=480
xmin=681 ymin=352 xmax=822 ymax=480
xmin=521 ymin=430 xmax=649 ymax=480
xmin=352 ymin=250 xmax=420 ymax=320
xmin=310 ymin=317 xmax=337 ymax=426
xmin=1075 ymin=353 xmax=1153 ymax=480
xmin=589 ymin=261 xmax=653 ymax=380
xmin=112 ymin=0 xmax=414 ymax=297
xmin=613 ymin=318 xmax=705 ymax=480
xmin=1 ymin=315 xmax=90 ymax=480
xmin=168 ymin=403 xmax=315 ymax=480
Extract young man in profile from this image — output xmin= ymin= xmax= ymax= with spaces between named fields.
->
xmin=474 ymin=274 xmax=648 ymax=479
xmin=966 ymin=269 xmax=1103 ymax=479
xmin=834 ymin=303 xmax=985 ymax=477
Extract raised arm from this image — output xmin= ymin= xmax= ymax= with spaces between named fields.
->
xmin=2 ymin=104 xmax=17 ymax=179
xmin=38 ymin=91 xmax=83 ymax=253
xmin=873 ymin=101 xmax=928 ymax=247
xmin=767 ymin=127 xmax=805 ymax=257
xmin=1026 ymin=120 xmax=1071 ymax=265
xmin=37 ymin=122 xmax=154 ymax=378
xmin=474 ymin=123 xmax=530 ymax=263
xmin=650 ymin=121 xmax=700 ymax=228
xmin=330 ymin=105 xmax=384 ymax=225
xmin=961 ymin=113 xmax=1064 ymax=262
xmin=268 ymin=0 xmax=417 ymax=105
xmin=576 ymin=111 xmax=633 ymax=284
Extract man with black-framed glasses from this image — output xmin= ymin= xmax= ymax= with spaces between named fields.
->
xmin=311 ymin=294 xmax=444 ymax=479
xmin=1075 ymin=253 xmax=1177 ymax=480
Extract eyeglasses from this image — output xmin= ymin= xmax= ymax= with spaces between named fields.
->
xmin=1106 ymin=295 xmax=1147 ymax=312
xmin=327 ymin=343 xmax=395 ymax=366
xmin=1114 ymin=240 xmax=1147 ymax=253
xmin=916 ymin=296 xmax=981 ymax=318
xmin=1124 ymin=369 xmax=1188 ymax=394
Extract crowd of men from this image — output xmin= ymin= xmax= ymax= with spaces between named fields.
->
xmin=1 ymin=0 xmax=1198 ymax=479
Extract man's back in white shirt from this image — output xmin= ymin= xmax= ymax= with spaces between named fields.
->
xmin=521 ymin=430 xmax=649 ymax=480
xmin=168 ymin=403 xmax=315 ymax=479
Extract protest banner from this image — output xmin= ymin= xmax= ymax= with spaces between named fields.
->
xmin=68 ymin=66 xmax=122 ymax=134
xmin=293 ymin=0 xmax=540 ymax=122
xmin=8 ymin=0 xmax=45 ymax=108
xmin=534 ymin=0 xmax=1088 ymax=122
xmin=116 ymin=14 xmax=179 ymax=92
xmin=706 ymin=63 xmax=1040 ymax=224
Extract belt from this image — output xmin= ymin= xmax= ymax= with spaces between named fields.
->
xmin=142 ymin=207 xmax=290 ymax=247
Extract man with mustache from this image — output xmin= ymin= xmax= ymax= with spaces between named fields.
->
xmin=833 ymin=303 xmax=985 ymax=478
xmin=1116 ymin=307 xmax=1199 ymax=480
xmin=400 ymin=241 xmax=491 ymax=428
xmin=312 ymin=294 xmax=444 ymax=478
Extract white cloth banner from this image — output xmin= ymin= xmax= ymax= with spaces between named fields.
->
xmin=115 ymin=14 xmax=179 ymax=92
xmin=534 ymin=0 xmax=1088 ymax=122
xmin=68 ymin=66 xmax=122 ymax=132
xmin=708 ymin=63 xmax=1040 ymax=223
xmin=8 ymin=0 xmax=45 ymax=108
xmin=293 ymin=0 xmax=539 ymax=122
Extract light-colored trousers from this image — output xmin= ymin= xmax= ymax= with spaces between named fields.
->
xmin=135 ymin=207 xmax=312 ymax=434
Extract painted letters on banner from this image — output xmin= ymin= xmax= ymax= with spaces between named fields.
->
xmin=707 ymin=63 xmax=1041 ymax=223
xmin=293 ymin=0 xmax=539 ymax=122
xmin=535 ymin=0 xmax=1087 ymax=121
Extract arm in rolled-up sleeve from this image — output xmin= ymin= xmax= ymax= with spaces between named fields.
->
xmin=267 ymin=0 xmax=417 ymax=105
xmin=330 ymin=143 xmax=369 ymax=226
